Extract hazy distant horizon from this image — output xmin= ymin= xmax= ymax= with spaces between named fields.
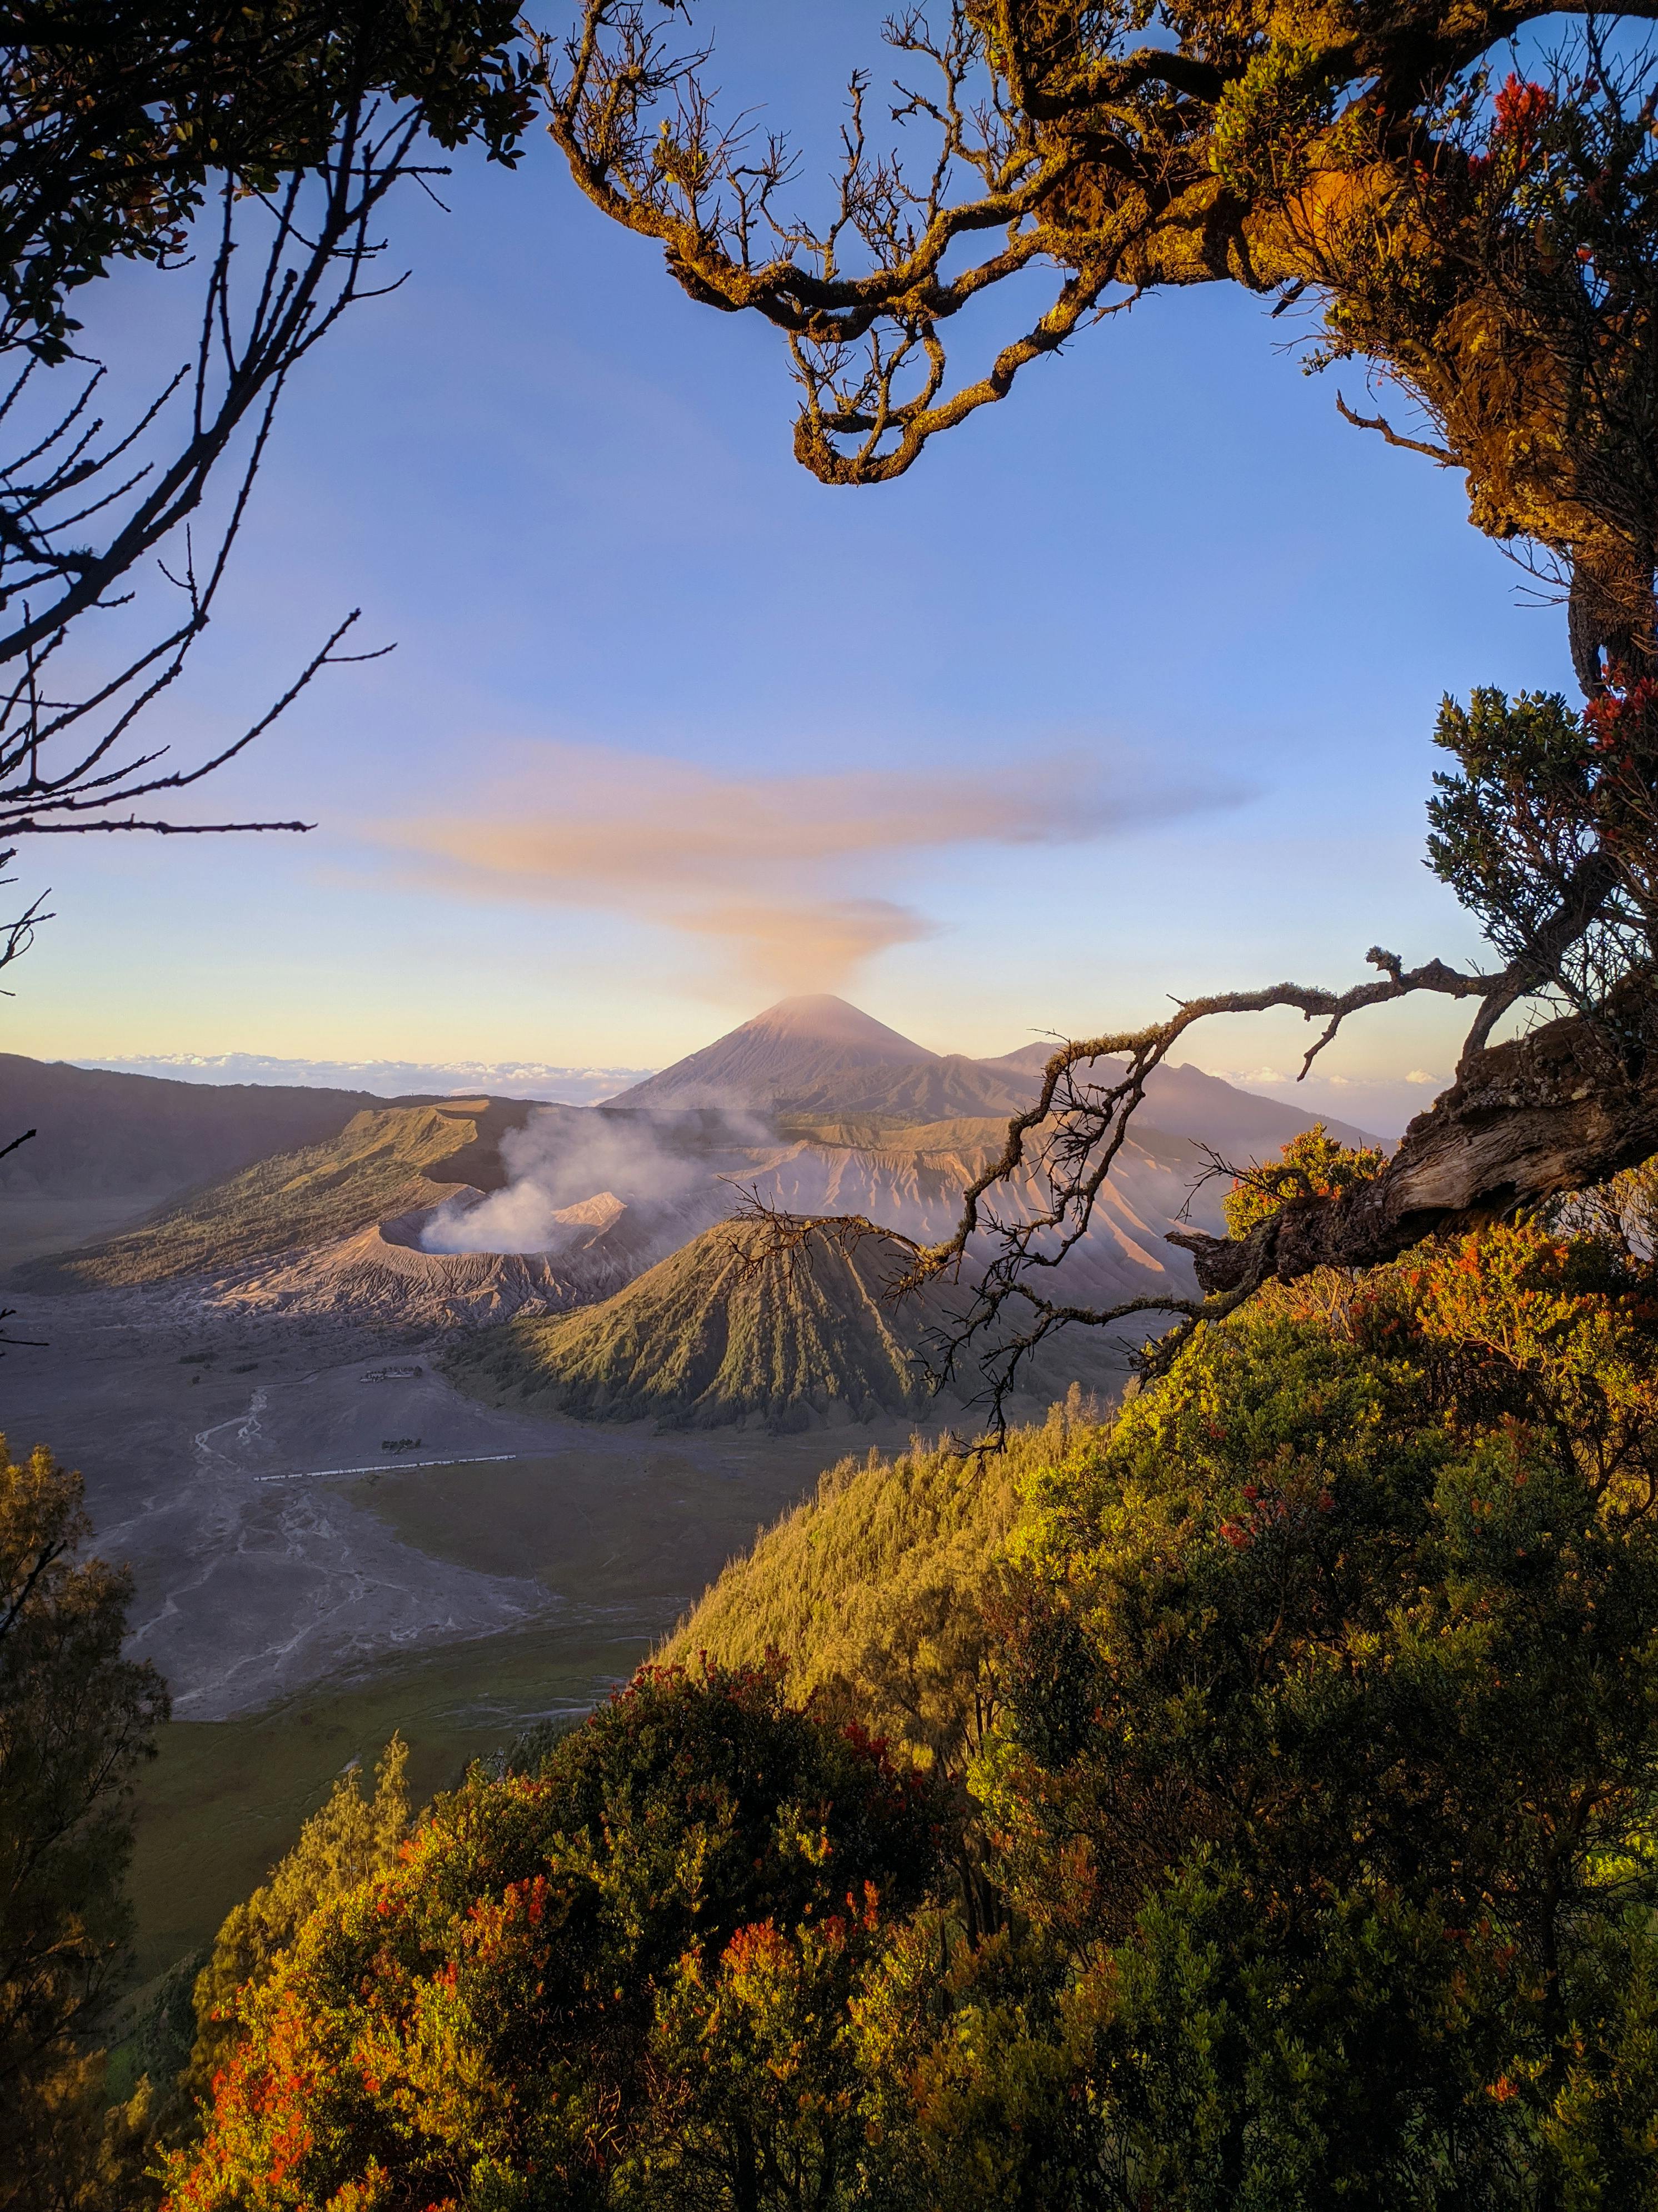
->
xmin=53 ymin=1021 xmax=1436 ymax=1137
xmin=65 ymin=1052 xmax=655 ymax=1106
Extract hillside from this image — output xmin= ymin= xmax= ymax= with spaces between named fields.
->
xmin=658 ymin=1394 xmax=1107 ymax=1765
xmin=0 ymin=1054 xmax=387 ymax=1199
xmin=447 ymin=1218 xmax=973 ymax=1432
xmin=21 ymin=1100 xmax=541 ymax=1290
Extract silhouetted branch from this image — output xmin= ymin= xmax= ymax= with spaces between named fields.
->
xmin=0 ymin=99 xmax=428 ymax=860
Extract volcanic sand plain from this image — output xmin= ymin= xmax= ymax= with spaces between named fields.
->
xmin=0 ymin=1266 xmax=917 ymax=1980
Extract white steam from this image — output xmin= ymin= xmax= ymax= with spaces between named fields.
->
xmin=418 ymin=1105 xmax=775 ymax=1256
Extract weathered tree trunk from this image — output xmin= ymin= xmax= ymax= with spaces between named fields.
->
xmin=1172 ymin=1008 xmax=1658 ymax=1293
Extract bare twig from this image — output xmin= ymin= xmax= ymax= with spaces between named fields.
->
xmin=0 ymin=99 xmax=427 ymax=856
xmin=1335 ymin=392 xmax=1457 ymax=466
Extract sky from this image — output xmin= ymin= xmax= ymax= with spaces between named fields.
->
xmin=3 ymin=5 xmax=1581 ymax=1135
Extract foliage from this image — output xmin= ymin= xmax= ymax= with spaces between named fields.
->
xmin=657 ymin=1406 xmax=1078 ymax=1770
xmin=162 ymin=1661 xmax=952 ymax=2210
xmin=1220 ymin=1123 xmax=1389 ymax=1240
xmin=0 ymin=0 xmax=533 ymax=362
xmin=958 ymin=1222 xmax=1658 ymax=2201
xmin=1208 ymin=41 xmax=1335 ymax=205
xmin=188 ymin=1737 xmax=412 ymax=2101
xmin=1427 ymin=682 xmax=1658 ymax=1018
xmin=0 ymin=1435 xmax=168 ymax=2212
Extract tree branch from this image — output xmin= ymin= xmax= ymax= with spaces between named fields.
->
xmin=1335 ymin=392 xmax=1457 ymax=467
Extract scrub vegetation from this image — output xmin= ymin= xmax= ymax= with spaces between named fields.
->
xmin=27 ymin=1106 xmax=498 ymax=1291
xmin=655 ymin=1411 xmax=1044 ymax=1768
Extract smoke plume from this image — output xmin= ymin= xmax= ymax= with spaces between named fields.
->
xmin=420 ymin=1103 xmax=771 ymax=1255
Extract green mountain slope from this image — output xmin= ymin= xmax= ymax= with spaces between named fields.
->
xmin=657 ymin=1394 xmax=1106 ymax=1765
xmin=22 ymin=1100 xmax=537 ymax=1289
xmin=447 ymin=1219 xmax=963 ymax=1432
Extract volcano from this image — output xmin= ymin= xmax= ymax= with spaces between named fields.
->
xmin=611 ymin=994 xmax=1381 ymax=1151
xmin=446 ymin=1218 xmax=975 ymax=1432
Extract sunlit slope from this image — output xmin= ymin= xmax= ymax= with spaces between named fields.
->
xmin=447 ymin=1220 xmax=968 ymax=1431
xmin=657 ymin=1396 xmax=1107 ymax=1765
xmin=22 ymin=1100 xmax=536 ymax=1289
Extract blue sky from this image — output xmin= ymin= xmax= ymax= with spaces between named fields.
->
xmin=5 ymin=6 xmax=1578 ymax=1133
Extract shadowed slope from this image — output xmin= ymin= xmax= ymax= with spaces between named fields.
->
xmin=0 ymin=1054 xmax=384 ymax=1198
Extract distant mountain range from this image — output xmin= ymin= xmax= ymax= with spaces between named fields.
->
xmin=67 ymin=1052 xmax=652 ymax=1105
xmin=4 ymin=995 xmax=1389 ymax=1427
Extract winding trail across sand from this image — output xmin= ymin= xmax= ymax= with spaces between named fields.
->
xmin=0 ymin=1288 xmax=876 ymax=1721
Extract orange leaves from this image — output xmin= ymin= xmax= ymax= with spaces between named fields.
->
xmin=1491 ymin=76 xmax=1553 ymax=145
xmin=1222 ymin=1125 xmax=1387 ymax=1242
xmin=1410 ymin=1222 xmax=1600 ymax=1367
xmin=164 ymin=1665 xmax=950 ymax=2209
xmin=1582 ymin=672 xmax=1658 ymax=755
xmin=163 ymin=1987 xmax=333 ymax=2209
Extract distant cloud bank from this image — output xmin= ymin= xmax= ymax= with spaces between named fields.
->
xmin=68 ymin=1053 xmax=653 ymax=1105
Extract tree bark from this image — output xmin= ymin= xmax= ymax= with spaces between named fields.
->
xmin=1172 ymin=1009 xmax=1658 ymax=1293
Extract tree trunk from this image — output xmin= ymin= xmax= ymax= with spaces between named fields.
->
xmin=1172 ymin=1008 xmax=1658 ymax=1293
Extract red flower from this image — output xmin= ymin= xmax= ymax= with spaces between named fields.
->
xmin=1491 ymin=75 xmax=1552 ymax=141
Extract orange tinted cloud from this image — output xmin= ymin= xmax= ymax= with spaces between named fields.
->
xmin=377 ymin=740 xmax=1238 ymax=990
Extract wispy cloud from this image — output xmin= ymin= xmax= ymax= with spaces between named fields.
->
xmin=373 ymin=740 xmax=1244 ymax=991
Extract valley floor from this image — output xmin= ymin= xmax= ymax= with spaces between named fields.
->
xmin=0 ymin=1275 xmax=924 ymax=1975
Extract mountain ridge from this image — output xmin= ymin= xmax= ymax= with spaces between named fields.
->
xmin=612 ymin=995 xmax=1382 ymax=1153
xmin=0 ymin=1055 xmax=395 ymax=1201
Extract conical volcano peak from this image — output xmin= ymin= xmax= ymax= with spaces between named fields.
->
xmin=606 ymin=988 xmax=1392 ymax=1137
xmin=739 ymin=995 xmax=933 ymax=1058
xmin=610 ymin=994 xmax=936 ymax=1112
